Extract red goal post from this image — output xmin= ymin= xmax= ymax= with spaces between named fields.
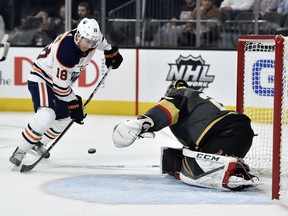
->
xmin=237 ymin=35 xmax=288 ymax=200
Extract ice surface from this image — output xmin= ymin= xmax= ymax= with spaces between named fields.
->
xmin=0 ymin=112 xmax=288 ymax=216
xmin=44 ymin=175 xmax=272 ymax=204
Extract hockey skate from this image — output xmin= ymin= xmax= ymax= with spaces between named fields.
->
xmin=227 ymin=159 xmax=262 ymax=190
xmin=31 ymin=142 xmax=50 ymax=159
xmin=227 ymin=174 xmax=262 ymax=191
xmin=9 ymin=147 xmax=26 ymax=166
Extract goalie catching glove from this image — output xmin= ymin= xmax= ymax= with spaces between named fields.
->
xmin=112 ymin=115 xmax=155 ymax=148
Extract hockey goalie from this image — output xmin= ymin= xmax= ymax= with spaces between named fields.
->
xmin=112 ymin=80 xmax=261 ymax=191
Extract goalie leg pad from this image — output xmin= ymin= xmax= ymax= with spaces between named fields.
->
xmin=179 ymin=149 xmax=261 ymax=191
xmin=179 ymin=149 xmax=238 ymax=190
xmin=161 ymin=147 xmax=183 ymax=179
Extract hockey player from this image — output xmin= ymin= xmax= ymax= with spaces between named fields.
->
xmin=9 ymin=18 xmax=123 ymax=167
xmin=112 ymin=80 xmax=260 ymax=191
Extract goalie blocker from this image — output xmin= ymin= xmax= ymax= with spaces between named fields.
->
xmin=161 ymin=147 xmax=261 ymax=191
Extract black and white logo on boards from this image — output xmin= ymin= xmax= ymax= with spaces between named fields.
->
xmin=166 ymin=55 xmax=215 ymax=91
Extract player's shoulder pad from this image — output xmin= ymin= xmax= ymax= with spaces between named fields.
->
xmin=56 ymin=30 xmax=81 ymax=68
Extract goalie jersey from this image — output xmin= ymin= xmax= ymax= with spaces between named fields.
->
xmin=144 ymin=88 xmax=253 ymax=154
xmin=28 ymin=29 xmax=111 ymax=102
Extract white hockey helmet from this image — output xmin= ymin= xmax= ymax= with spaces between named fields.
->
xmin=75 ymin=18 xmax=101 ymax=45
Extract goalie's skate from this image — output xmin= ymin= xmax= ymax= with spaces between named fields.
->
xmin=226 ymin=158 xmax=263 ymax=190
xmin=31 ymin=142 xmax=50 ymax=159
xmin=227 ymin=174 xmax=262 ymax=191
xmin=9 ymin=147 xmax=26 ymax=167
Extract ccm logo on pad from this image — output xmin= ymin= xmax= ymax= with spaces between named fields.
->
xmin=196 ymin=153 xmax=220 ymax=161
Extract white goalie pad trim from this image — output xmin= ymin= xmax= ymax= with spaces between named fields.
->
xmin=180 ymin=149 xmax=238 ymax=190
xmin=182 ymin=149 xmax=230 ymax=164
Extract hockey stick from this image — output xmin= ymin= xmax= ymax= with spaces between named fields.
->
xmin=0 ymin=34 xmax=10 ymax=62
xmin=20 ymin=66 xmax=113 ymax=172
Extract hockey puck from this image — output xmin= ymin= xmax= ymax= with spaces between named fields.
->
xmin=88 ymin=148 xmax=96 ymax=154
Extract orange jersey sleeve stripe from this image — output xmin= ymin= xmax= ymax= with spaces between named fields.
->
xmin=52 ymin=85 xmax=72 ymax=96
xmin=31 ymin=66 xmax=53 ymax=83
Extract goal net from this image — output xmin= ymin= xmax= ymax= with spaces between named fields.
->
xmin=237 ymin=35 xmax=288 ymax=200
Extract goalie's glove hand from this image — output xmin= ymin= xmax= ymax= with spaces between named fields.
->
xmin=104 ymin=46 xmax=123 ymax=69
xmin=67 ymin=95 xmax=86 ymax=124
xmin=112 ymin=115 xmax=155 ymax=148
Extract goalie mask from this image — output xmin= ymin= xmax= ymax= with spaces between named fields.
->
xmin=165 ymin=79 xmax=188 ymax=96
xmin=75 ymin=18 xmax=101 ymax=46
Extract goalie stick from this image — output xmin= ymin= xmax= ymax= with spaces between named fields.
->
xmin=20 ymin=66 xmax=112 ymax=173
xmin=0 ymin=34 xmax=10 ymax=62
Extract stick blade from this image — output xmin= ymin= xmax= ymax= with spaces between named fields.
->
xmin=20 ymin=152 xmax=46 ymax=172
xmin=20 ymin=164 xmax=35 ymax=172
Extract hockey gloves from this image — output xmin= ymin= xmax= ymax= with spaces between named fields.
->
xmin=112 ymin=115 xmax=155 ymax=148
xmin=104 ymin=46 xmax=123 ymax=69
xmin=67 ymin=95 xmax=86 ymax=124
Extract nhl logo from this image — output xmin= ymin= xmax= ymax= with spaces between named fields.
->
xmin=167 ymin=55 xmax=215 ymax=91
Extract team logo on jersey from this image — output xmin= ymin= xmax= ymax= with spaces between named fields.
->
xmin=71 ymin=72 xmax=81 ymax=83
xmin=166 ymin=55 xmax=215 ymax=91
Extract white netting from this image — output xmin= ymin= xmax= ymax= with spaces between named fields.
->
xmin=241 ymin=36 xmax=288 ymax=198
xmin=280 ymin=37 xmax=288 ymax=198
xmin=242 ymin=41 xmax=275 ymax=171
